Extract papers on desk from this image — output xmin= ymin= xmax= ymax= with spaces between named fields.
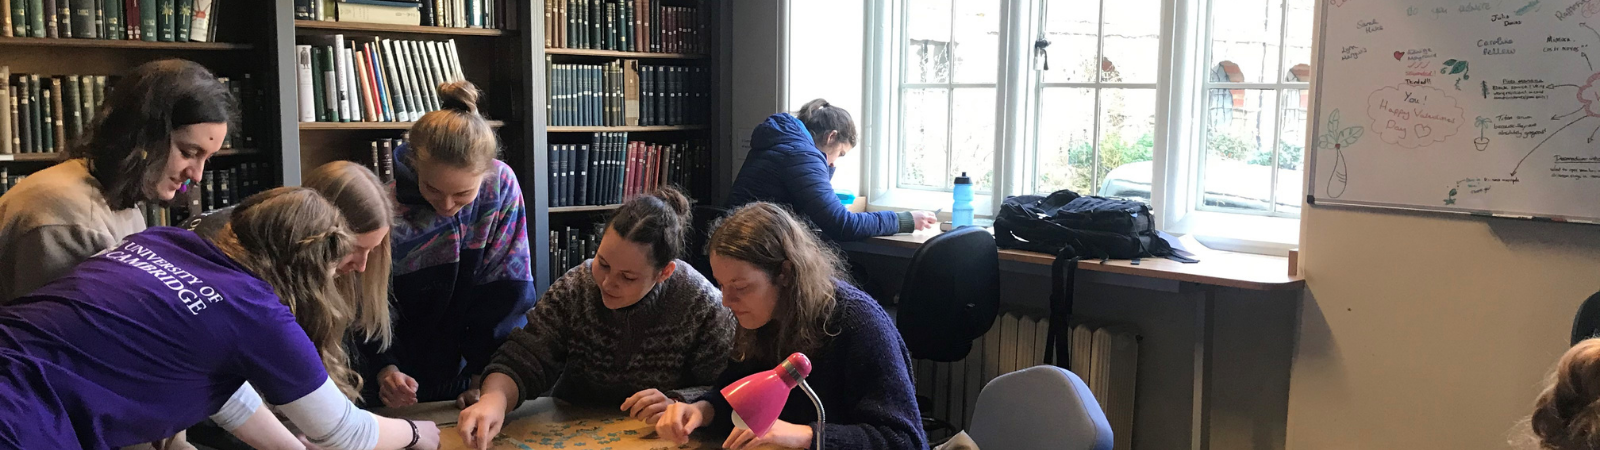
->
xmin=1157 ymin=231 xmax=1210 ymax=263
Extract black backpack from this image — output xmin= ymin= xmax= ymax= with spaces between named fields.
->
xmin=993 ymin=190 xmax=1181 ymax=368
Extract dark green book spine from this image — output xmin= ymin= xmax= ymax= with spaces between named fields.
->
xmin=154 ymin=0 xmax=168 ymax=41
xmin=137 ymin=0 xmax=151 ymax=41
xmin=311 ymin=46 xmax=326 ymax=122
xmin=76 ymin=75 xmax=91 ymax=124
xmin=38 ymin=79 xmax=51 ymax=153
xmin=27 ymin=0 xmax=45 ymax=37
xmin=62 ymin=75 xmax=78 ymax=139
xmin=42 ymin=0 xmax=56 ymax=37
xmin=10 ymin=0 xmax=24 ymax=36
xmin=70 ymin=0 xmax=93 ymax=38
xmin=103 ymin=0 xmax=119 ymax=39
xmin=171 ymin=0 xmax=186 ymax=41
xmin=26 ymin=76 xmax=40 ymax=153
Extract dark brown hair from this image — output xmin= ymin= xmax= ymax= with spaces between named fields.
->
xmin=66 ymin=58 xmax=236 ymax=210
xmin=708 ymin=202 xmax=845 ymax=366
xmin=1533 ymin=338 xmax=1600 ymax=450
xmin=608 ymin=186 xmax=692 ymax=270
xmin=796 ymin=98 xmax=857 ymax=148
xmin=407 ymin=80 xmax=499 ymax=173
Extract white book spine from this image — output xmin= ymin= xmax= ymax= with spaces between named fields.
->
xmin=395 ymin=40 xmax=424 ymax=120
xmin=0 ymin=66 xmax=10 ymax=155
xmin=295 ymin=45 xmax=315 ymax=122
xmin=378 ymin=39 xmax=411 ymax=122
xmin=333 ymin=35 xmax=352 ymax=122
xmin=406 ymin=41 xmax=438 ymax=112
xmin=343 ymin=46 xmax=361 ymax=120
xmin=190 ymin=0 xmax=215 ymax=42
xmin=446 ymin=39 xmax=464 ymax=81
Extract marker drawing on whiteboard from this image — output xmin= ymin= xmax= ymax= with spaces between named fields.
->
xmin=1474 ymin=116 xmax=1493 ymax=150
xmin=1319 ymin=109 xmax=1366 ymax=198
xmin=1511 ymin=69 xmax=1600 ymax=175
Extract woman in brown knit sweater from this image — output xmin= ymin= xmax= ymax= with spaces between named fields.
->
xmin=457 ymin=187 xmax=735 ymax=449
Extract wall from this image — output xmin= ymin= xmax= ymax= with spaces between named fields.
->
xmin=1289 ymin=206 xmax=1600 ymax=449
xmin=725 ymin=0 xmax=787 ymax=189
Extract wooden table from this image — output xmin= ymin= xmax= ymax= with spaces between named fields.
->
xmin=374 ymin=398 xmax=789 ymax=450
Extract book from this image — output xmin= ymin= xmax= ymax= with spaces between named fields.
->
xmin=1 ymin=0 xmax=9 ymax=37
xmin=172 ymin=0 xmax=187 ymax=41
xmin=15 ymin=79 xmax=28 ymax=154
xmin=311 ymin=46 xmax=327 ymax=121
xmin=352 ymin=49 xmax=373 ymax=121
xmin=137 ymin=0 xmax=152 ymax=41
xmin=378 ymin=138 xmax=393 ymax=182
xmin=319 ymin=45 xmax=337 ymax=121
xmin=393 ymin=39 xmax=423 ymax=119
xmin=295 ymin=45 xmax=315 ymax=121
xmin=330 ymin=35 xmax=350 ymax=122
xmin=39 ymin=80 xmax=53 ymax=153
xmin=76 ymin=74 xmax=91 ymax=126
xmin=294 ymin=0 xmax=310 ymax=19
xmin=62 ymin=74 xmax=78 ymax=140
xmin=104 ymin=0 xmax=121 ymax=39
xmin=337 ymin=1 xmax=419 ymax=26
xmin=9 ymin=0 xmax=22 ymax=37
xmin=155 ymin=0 xmax=170 ymax=41
xmin=188 ymin=0 xmax=213 ymax=42
xmin=90 ymin=0 xmax=99 ymax=38
xmin=0 ymin=68 xmax=8 ymax=155
xmin=6 ymin=87 xmax=16 ymax=156
xmin=43 ymin=0 xmax=58 ymax=38
xmin=68 ymin=0 xmax=93 ymax=38
xmin=125 ymin=0 xmax=138 ymax=39
xmin=376 ymin=38 xmax=409 ymax=121
xmin=366 ymin=43 xmax=393 ymax=122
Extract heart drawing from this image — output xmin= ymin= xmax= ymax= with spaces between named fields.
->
xmin=1394 ymin=51 xmax=1405 ymax=60
xmin=1414 ymin=124 xmax=1433 ymax=138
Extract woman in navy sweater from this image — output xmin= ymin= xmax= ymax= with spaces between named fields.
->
xmin=655 ymin=202 xmax=926 ymax=450
xmin=725 ymin=99 xmax=936 ymax=241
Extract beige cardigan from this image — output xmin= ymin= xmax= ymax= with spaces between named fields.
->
xmin=0 ymin=159 xmax=146 ymax=303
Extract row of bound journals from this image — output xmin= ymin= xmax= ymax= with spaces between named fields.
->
xmin=549 ymin=221 xmax=604 ymax=282
xmin=544 ymin=0 xmax=705 ymax=54
xmin=1 ymin=68 xmax=256 ymax=155
xmin=549 ymin=132 xmax=706 ymax=208
xmin=546 ymin=60 xmax=708 ymax=127
xmin=297 ymin=0 xmax=498 ymax=29
xmin=296 ymin=36 xmax=467 ymax=123
xmin=4 ymin=0 xmax=221 ymax=42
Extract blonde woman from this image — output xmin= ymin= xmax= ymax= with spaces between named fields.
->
xmin=0 ymin=188 xmax=438 ymax=450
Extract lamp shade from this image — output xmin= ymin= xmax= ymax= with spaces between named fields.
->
xmin=721 ymin=353 xmax=813 ymax=437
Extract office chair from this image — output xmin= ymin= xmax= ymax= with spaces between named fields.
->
xmin=894 ymin=226 xmax=1001 ymax=436
xmin=688 ymin=204 xmax=729 ymax=282
xmin=1572 ymin=290 xmax=1600 ymax=345
xmin=967 ymin=365 xmax=1113 ymax=450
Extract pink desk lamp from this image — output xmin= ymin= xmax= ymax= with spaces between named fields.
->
xmin=721 ymin=353 xmax=825 ymax=450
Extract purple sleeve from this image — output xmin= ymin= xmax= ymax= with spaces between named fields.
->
xmin=238 ymin=307 xmax=331 ymax=405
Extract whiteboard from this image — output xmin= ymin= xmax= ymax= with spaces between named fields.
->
xmin=1309 ymin=0 xmax=1600 ymax=222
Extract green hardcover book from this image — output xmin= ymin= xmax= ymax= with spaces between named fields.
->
xmin=92 ymin=75 xmax=104 ymax=111
xmin=14 ymin=80 xmax=28 ymax=155
xmin=42 ymin=0 xmax=57 ymax=37
xmin=77 ymin=74 xmax=92 ymax=124
xmin=63 ymin=74 xmax=79 ymax=139
xmin=27 ymin=76 xmax=40 ymax=153
xmin=155 ymin=0 xmax=169 ymax=41
xmin=70 ymin=0 xmax=92 ymax=38
xmin=103 ymin=0 xmax=120 ymax=39
xmin=171 ymin=0 xmax=186 ymax=41
xmin=27 ymin=0 xmax=45 ymax=37
xmin=38 ymin=80 xmax=51 ymax=154
xmin=318 ymin=45 xmax=337 ymax=122
xmin=137 ymin=0 xmax=152 ymax=41
xmin=11 ymin=0 xmax=24 ymax=36
xmin=311 ymin=46 xmax=326 ymax=122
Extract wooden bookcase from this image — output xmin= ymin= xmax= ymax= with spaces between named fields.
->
xmin=1 ymin=0 xmax=728 ymax=293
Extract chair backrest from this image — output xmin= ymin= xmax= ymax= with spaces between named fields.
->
xmin=968 ymin=365 xmax=1113 ymax=450
xmin=688 ymin=204 xmax=730 ymax=282
xmin=896 ymin=226 xmax=1000 ymax=362
xmin=1573 ymin=290 xmax=1600 ymax=345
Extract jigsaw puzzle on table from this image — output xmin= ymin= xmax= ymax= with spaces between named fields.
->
xmin=439 ymin=413 xmax=714 ymax=450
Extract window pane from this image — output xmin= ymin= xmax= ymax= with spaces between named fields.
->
xmin=1277 ymin=89 xmax=1308 ymax=215
xmin=1036 ymin=87 xmax=1097 ymax=195
xmin=1282 ymin=0 xmax=1313 ymax=81
xmin=953 ymin=0 xmax=1001 ymax=84
xmin=951 ymin=88 xmax=997 ymax=192
xmin=900 ymin=88 xmax=950 ymax=189
xmin=906 ymin=0 xmax=953 ymax=83
xmin=1042 ymin=0 xmax=1100 ymax=83
xmin=1102 ymin=0 xmax=1161 ymax=83
xmin=1209 ymin=0 xmax=1283 ymax=83
xmin=1201 ymin=89 xmax=1278 ymax=213
xmin=1097 ymin=89 xmax=1157 ymax=201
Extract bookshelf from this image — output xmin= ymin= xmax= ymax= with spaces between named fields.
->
xmin=0 ymin=1 xmax=284 ymax=226
xmin=300 ymin=120 xmax=506 ymax=130
xmin=547 ymin=125 xmax=708 ymax=133
xmin=544 ymin=47 xmax=706 ymax=59
xmin=293 ymin=20 xmax=508 ymax=37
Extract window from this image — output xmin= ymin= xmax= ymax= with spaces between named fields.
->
xmin=846 ymin=0 xmax=1316 ymax=252
xmin=1197 ymin=0 xmax=1314 ymax=217
xmin=897 ymin=0 xmax=1001 ymax=193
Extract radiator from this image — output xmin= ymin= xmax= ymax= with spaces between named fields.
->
xmin=912 ymin=313 xmax=1139 ymax=450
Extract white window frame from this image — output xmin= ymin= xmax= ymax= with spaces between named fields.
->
xmin=859 ymin=0 xmax=1303 ymax=255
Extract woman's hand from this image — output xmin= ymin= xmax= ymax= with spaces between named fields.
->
xmin=910 ymin=211 xmax=939 ymax=231
xmin=456 ymin=388 xmax=482 ymax=409
xmin=378 ymin=365 xmax=419 ymax=408
xmin=410 ymin=420 xmax=442 ymax=450
xmin=723 ymin=420 xmax=814 ymax=450
xmin=620 ymin=389 xmax=675 ymax=424
xmin=458 ymin=393 xmax=508 ymax=450
xmin=654 ymin=400 xmax=711 ymax=445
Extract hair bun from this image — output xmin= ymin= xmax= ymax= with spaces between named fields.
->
xmin=438 ymin=80 xmax=481 ymax=115
xmin=652 ymin=185 xmax=692 ymax=223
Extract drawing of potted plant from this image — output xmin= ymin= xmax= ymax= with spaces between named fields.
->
xmin=1474 ymin=116 xmax=1491 ymax=151
xmin=1318 ymin=109 xmax=1365 ymax=198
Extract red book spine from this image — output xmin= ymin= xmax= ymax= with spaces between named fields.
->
xmin=648 ymin=144 xmax=660 ymax=192
xmin=126 ymin=0 xmax=138 ymax=39
xmin=624 ymin=141 xmax=638 ymax=198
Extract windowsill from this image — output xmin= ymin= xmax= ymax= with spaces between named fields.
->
xmin=866 ymin=187 xmax=995 ymax=219
xmin=1171 ymin=210 xmax=1300 ymax=256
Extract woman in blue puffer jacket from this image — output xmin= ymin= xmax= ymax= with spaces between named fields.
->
xmin=726 ymin=99 xmax=936 ymax=242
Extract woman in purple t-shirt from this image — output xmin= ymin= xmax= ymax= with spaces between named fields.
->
xmin=0 ymin=187 xmax=441 ymax=450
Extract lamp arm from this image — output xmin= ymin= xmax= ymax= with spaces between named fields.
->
xmin=798 ymin=379 xmax=824 ymax=450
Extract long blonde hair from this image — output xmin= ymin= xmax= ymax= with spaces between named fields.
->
xmin=303 ymin=161 xmax=395 ymax=351
xmin=408 ymin=81 xmax=499 ymax=173
xmin=1531 ymin=339 xmax=1600 ymax=450
xmin=707 ymin=202 xmax=844 ymax=367
xmin=211 ymin=187 xmax=363 ymax=399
